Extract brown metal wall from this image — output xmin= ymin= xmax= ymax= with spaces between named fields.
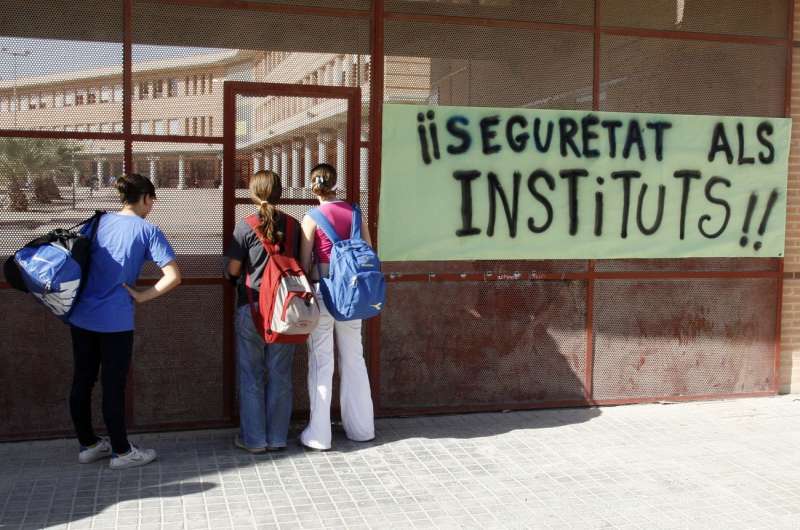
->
xmin=0 ymin=0 xmax=792 ymax=440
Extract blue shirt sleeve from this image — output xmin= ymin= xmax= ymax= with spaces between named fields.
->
xmin=145 ymin=226 xmax=177 ymax=268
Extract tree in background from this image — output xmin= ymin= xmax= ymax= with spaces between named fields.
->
xmin=0 ymin=138 xmax=82 ymax=211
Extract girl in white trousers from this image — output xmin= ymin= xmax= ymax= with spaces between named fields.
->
xmin=299 ymin=163 xmax=375 ymax=450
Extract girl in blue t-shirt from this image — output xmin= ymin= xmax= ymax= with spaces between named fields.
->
xmin=68 ymin=173 xmax=181 ymax=470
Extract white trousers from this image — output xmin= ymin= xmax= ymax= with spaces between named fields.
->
xmin=300 ymin=286 xmax=375 ymax=450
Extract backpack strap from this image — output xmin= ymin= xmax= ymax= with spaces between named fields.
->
xmin=350 ymin=203 xmax=363 ymax=240
xmin=244 ymin=213 xmax=282 ymax=255
xmin=307 ymin=207 xmax=341 ymax=244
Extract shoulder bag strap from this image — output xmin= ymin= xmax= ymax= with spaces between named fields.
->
xmin=307 ymin=207 xmax=341 ymax=244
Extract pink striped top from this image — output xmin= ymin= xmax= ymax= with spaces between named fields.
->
xmin=312 ymin=201 xmax=353 ymax=264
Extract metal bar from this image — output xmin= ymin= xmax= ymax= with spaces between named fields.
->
xmin=384 ymin=11 xmax=594 ymax=33
xmin=585 ymin=260 xmax=595 ymax=401
xmin=224 ymin=81 xmax=360 ymax=99
xmin=123 ymin=0 xmax=133 ymax=175
xmin=367 ymin=0 xmax=385 ymax=415
xmin=382 ymin=269 xmax=781 ymax=282
xmin=592 ymin=0 xmax=601 ymax=112
xmin=1 ymin=268 xmax=783 ymax=291
xmin=347 ymin=89 xmax=362 ymax=205
xmin=130 ymin=133 xmax=224 ymax=144
xmin=135 ymin=277 xmax=226 ymax=286
xmin=123 ymin=0 xmax=134 ymax=426
xmin=0 ymin=129 xmax=125 ymax=141
xmin=600 ymin=26 xmax=788 ymax=47
xmin=234 ymin=197 xmax=317 ymax=206
xmin=775 ymin=1 xmax=793 ymax=394
xmin=222 ymin=81 xmax=237 ymax=421
xmin=775 ymin=262 xmax=784 ymax=393
xmin=143 ymin=0 xmax=370 ymax=18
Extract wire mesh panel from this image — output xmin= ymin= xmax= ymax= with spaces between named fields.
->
xmin=600 ymin=35 xmax=786 ymax=117
xmin=379 ymin=280 xmax=588 ymax=410
xmin=132 ymin=141 xmax=223 ymax=279
xmin=132 ymin=285 xmax=226 ymax=426
xmin=385 ymin=0 xmax=594 ymax=25
xmin=234 ymin=94 xmax=352 ymax=202
xmin=0 ymin=137 xmax=124 ymax=278
xmin=385 ymin=20 xmax=594 ymax=110
xmin=601 ymin=0 xmax=789 ymax=39
xmin=132 ymin=1 xmax=372 ymax=139
xmin=592 ymin=278 xmax=777 ymax=400
xmin=0 ymin=1 xmax=123 ymax=133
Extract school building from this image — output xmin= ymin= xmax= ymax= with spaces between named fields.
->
xmin=1 ymin=0 xmax=799 ymax=440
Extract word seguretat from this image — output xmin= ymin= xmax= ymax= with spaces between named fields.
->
xmin=378 ymin=104 xmax=790 ymax=261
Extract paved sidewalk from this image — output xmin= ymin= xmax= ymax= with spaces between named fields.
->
xmin=1 ymin=396 xmax=800 ymax=530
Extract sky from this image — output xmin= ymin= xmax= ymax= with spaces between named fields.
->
xmin=0 ymin=37 xmax=226 ymax=81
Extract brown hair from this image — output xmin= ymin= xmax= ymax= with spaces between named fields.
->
xmin=249 ymin=170 xmax=283 ymax=243
xmin=310 ymin=163 xmax=337 ymax=197
xmin=116 ymin=173 xmax=156 ymax=204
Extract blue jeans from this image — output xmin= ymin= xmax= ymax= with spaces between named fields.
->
xmin=235 ymin=305 xmax=294 ymax=448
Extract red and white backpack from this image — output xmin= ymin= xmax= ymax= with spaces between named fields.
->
xmin=245 ymin=213 xmax=319 ymax=343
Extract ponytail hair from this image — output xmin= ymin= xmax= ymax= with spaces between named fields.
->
xmin=116 ymin=173 xmax=156 ymax=204
xmin=309 ymin=163 xmax=337 ymax=198
xmin=249 ymin=170 xmax=283 ymax=244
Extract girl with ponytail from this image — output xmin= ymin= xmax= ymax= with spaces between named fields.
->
xmin=224 ymin=170 xmax=301 ymax=453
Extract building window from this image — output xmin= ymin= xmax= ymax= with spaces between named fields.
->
xmin=208 ymin=115 xmax=213 ymax=136
xmin=112 ymin=84 xmax=123 ymax=102
xmin=0 ymin=96 xmax=6 ymax=113
xmin=208 ymin=74 xmax=213 ymax=94
xmin=19 ymin=95 xmax=29 ymax=111
xmin=140 ymin=120 xmax=151 ymax=134
xmin=154 ymin=120 xmax=166 ymax=135
xmin=192 ymin=117 xmax=197 ymax=136
xmin=87 ymin=89 xmax=97 ymax=105
xmin=185 ymin=117 xmax=190 ymax=135
xmin=168 ymin=118 xmax=180 ymax=135
xmin=192 ymin=76 xmax=198 ymax=95
xmin=185 ymin=76 xmax=190 ymax=96
xmin=138 ymin=82 xmax=149 ymax=100
xmin=200 ymin=116 xmax=206 ymax=136
xmin=200 ymin=75 xmax=206 ymax=95
xmin=37 ymin=94 xmax=47 ymax=109
xmin=54 ymin=93 xmax=64 ymax=108
xmin=101 ymin=86 xmax=112 ymax=103
xmin=98 ymin=123 xmax=105 ymax=132
xmin=168 ymin=79 xmax=178 ymax=97
xmin=64 ymin=91 xmax=75 ymax=107
xmin=153 ymin=80 xmax=164 ymax=98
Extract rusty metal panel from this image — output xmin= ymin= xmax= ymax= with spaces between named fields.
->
xmin=0 ymin=292 xmax=76 ymax=438
xmin=592 ymin=278 xmax=777 ymax=399
xmin=379 ymin=280 xmax=587 ymax=409
xmin=132 ymin=284 xmax=225 ymax=425
xmin=600 ymin=35 xmax=786 ymax=117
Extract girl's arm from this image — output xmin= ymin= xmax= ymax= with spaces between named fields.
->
xmin=124 ymin=261 xmax=182 ymax=304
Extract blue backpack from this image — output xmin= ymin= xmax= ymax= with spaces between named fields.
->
xmin=3 ymin=211 xmax=104 ymax=322
xmin=308 ymin=203 xmax=385 ymax=321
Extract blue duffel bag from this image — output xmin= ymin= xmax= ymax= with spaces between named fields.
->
xmin=4 ymin=211 xmax=104 ymax=321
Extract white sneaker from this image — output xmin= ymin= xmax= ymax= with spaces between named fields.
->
xmin=78 ymin=437 xmax=112 ymax=464
xmin=109 ymin=444 xmax=157 ymax=470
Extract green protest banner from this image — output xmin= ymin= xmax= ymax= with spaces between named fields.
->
xmin=378 ymin=104 xmax=791 ymax=261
